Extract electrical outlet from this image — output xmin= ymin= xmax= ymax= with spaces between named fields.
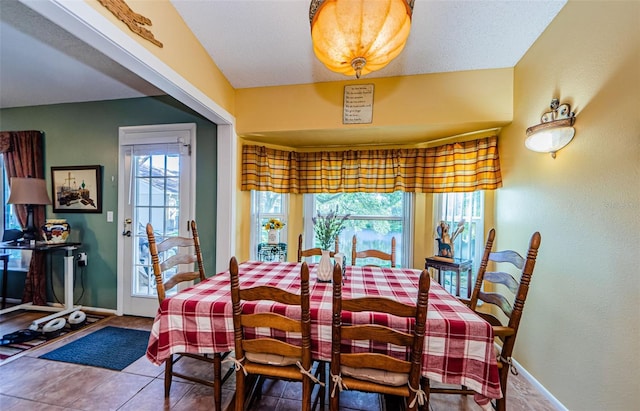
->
xmin=77 ymin=252 xmax=88 ymax=267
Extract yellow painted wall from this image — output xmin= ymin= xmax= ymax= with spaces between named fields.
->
xmin=87 ymin=0 xmax=235 ymax=114
xmin=235 ymin=69 xmax=513 ymax=144
xmin=499 ymin=1 xmax=639 ymax=409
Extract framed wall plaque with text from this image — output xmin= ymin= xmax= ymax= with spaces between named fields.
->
xmin=343 ymin=84 xmax=374 ymax=124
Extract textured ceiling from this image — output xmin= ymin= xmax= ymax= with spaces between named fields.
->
xmin=171 ymin=0 xmax=568 ymax=88
xmin=0 ymin=0 xmax=567 ymax=109
xmin=0 ymin=0 xmax=163 ymax=109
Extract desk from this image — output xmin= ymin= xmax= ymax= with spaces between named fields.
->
xmin=425 ymin=256 xmax=473 ymax=298
xmin=0 ymin=241 xmax=82 ymax=330
xmin=147 ymin=261 xmax=501 ymax=405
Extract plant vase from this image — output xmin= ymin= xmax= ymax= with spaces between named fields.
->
xmin=267 ymin=229 xmax=279 ymax=244
xmin=317 ymin=250 xmax=332 ymax=283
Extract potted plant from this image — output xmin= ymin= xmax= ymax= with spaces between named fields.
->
xmin=312 ymin=208 xmax=349 ymax=281
xmin=264 ymin=218 xmax=285 ymax=244
xmin=312 ymin=208 xmax=349 ymax=251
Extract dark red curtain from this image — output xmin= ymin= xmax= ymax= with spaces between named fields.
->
xmin=0 ymin=130 xmax=47 ymax=305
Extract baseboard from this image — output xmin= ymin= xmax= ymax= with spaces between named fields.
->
xmin=74 ymin=306 xmax=118 ymax=316
xmin=3 ymin=299 xmax=118 ymax=317
xmin=512 ymin=357 xmax=568 ymax=411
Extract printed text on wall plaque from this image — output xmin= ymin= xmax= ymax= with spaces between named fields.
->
xmin=343 ymin=84 xmax=374 ymax=124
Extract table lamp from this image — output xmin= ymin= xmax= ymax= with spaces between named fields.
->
xmin=7 ymin=177 xmax=52 ymax=241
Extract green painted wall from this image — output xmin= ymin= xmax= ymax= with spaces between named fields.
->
xmin=0 ymin=96 xmax=217 ymax=310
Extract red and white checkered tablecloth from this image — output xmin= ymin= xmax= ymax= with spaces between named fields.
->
xmin=146 ymin=260 xmax=501 ymax=402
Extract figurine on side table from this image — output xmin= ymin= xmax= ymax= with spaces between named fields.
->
xmin=435 ymin=220 xmax=465 ymax=259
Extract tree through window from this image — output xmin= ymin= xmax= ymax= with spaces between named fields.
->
xmin=305 ymin=192 xmax=411 ymax=267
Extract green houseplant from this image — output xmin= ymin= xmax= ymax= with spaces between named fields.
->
xmin=312 ymin=208 xmax=349 ymax=251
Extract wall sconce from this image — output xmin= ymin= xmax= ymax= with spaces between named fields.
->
xmin=7 ymin=177 xmax=52 ymax=241
xmin=525 ymin=98 xmax=576 ymax=159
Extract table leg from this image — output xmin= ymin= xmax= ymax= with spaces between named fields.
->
xmin=28 ymin=246 xmax=82 ymax=330
xmin=1 ymin=255 xmax=8 ymax=309
xmin=455 ymin=270 xmax=461 ymax=297
xmin=214 ymin=353 xmax=222 ymax=411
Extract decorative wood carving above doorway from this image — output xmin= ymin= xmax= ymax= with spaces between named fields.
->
xmin=97 ymin=0 xmax=163 ymax=47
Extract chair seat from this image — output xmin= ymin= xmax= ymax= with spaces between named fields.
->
xmin=246 ymin=351 xmax=299 ymax=366
xmin=342 ymin=365 xmax=408 ymax=387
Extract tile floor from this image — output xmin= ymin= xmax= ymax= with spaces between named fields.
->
xmin=0 ymin=313 xmax=558 ymax=410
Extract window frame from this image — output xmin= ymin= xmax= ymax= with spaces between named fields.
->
xmin=433 ymin=191 xmax=485 ymax=274
xmin=1 ymin=155 xmax=31 ymax=271
xmin=250 ymin=190 xmax=289 ymax=260
xmin=303 ymin=192 xmax=413 ymax=267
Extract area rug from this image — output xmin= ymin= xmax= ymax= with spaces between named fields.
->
xmin=39 ymin=326 xmax=150 ymax=371
xmin=0 ymin=313 xmax=105 ymax=364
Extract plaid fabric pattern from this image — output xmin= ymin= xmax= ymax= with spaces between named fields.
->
xmin=146 ymin=261 xmax=501 ymax=401
xmin=241 ymin=136 xmax=502 ymax=193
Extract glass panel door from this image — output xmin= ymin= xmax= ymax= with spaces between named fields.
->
xmin=119 ymin=124 xmax=195 ymax=317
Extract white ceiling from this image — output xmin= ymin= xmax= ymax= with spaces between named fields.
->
xmin=0 ymin=0 xmax=163 ymax=109
xmin=0 ymin=0 xmax=567 ymax=110
xmin=171 ymin=0 xmax=567 ymax=89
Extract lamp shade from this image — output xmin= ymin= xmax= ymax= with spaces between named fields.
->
xmin=310 ymin=0 xmax=414 ymax=78
xmin=7 ymin=177 xmax=52 ymax=205
xmin=525 ymin=121 xmax=575 ymax=153
xmin=525 ymin=99 xmax=576 ymax=158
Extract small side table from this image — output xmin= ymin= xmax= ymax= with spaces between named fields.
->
xmin=425 ymin=257 xmax=473 ymax=298
xmin=258 ymin=243 xmax=287 ymax=262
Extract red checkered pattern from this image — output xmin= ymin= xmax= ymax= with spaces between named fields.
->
xmin=146 ymin=261 xmax=501 ymax=402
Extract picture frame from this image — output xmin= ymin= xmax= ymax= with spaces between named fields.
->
xmin=51 ymin=165 xmax=102 ymax=213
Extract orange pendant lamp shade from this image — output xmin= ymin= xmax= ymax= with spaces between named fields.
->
xmin=310 ymin=0 xmax=414 ymax=78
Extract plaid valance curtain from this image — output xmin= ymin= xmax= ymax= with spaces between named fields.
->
xmin=242 ymin=135 xmax=502 ymax=194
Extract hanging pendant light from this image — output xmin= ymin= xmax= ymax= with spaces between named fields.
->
xmin=309 ymin=0 xmax=414 ymax=79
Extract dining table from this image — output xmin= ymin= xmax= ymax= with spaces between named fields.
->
xmin=146 ymin=260 xmax=501 ymax=409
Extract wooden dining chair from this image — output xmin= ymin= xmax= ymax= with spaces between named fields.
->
xmin=146 ymin=220 xmax=232 ymax=410
xmin=431 ymin=228 xmax=541 ymax=411
xmin=229 ymin=256 xmax=325 ymax=411
xmin=351 ymin=235 xmax=396 ymax=267
xmin=297 ymin=233 xmax=339 ymax=262
xmin=330 ymin=263 xmax=430 ymax=411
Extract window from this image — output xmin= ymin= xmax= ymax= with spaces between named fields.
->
xmin=250 ymin=191 xmax=288 ymax=260
xmin=0 ymin=155 xmax=31 ymax=270
xmin=304 ymin=192 xmax=412 ymax=267
xmin=434 ymin=191 xmax=485 ymax=273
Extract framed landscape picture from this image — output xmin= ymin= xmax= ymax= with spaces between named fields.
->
xmin=51 ymin=165 xmax=102 ymax=213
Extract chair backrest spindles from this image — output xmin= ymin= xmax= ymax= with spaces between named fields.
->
xmin=351 ymin=235 xmax=396 ymax=267
xmin=469 ymin=229 xmax=541 ymax=355
xmin=146 ymin=220 xmax=205 ymax=304
xmin=330 ymin=262 xmax=430 ymax=410
xmin=229 ymin=257 xmax=317 ymax=411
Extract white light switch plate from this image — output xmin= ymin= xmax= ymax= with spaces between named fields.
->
xmin=107 ymin=211 xmax=114 ymax=222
